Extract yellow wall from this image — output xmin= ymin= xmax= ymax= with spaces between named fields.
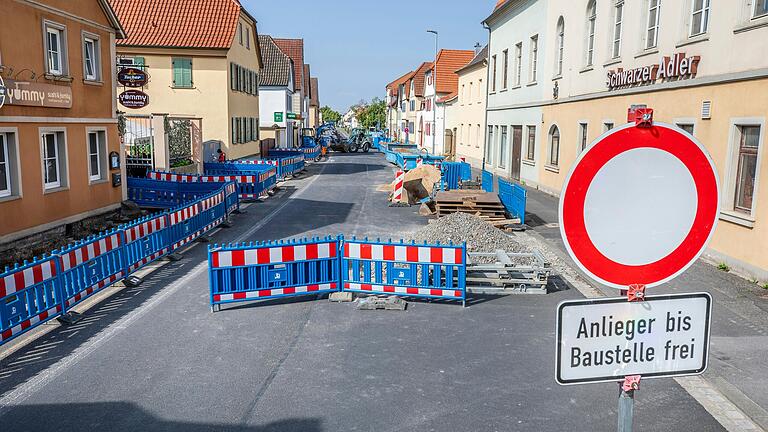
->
xmin=539 ymin=78 xmax=768 ymax=278
xmin=448 ymin=65 xmax=487 ymax=166
xmin=226 ymin=15 xmax=262 ymax=159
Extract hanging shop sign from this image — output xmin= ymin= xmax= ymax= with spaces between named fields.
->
xmin=556 ymin=292 xmax=712 ymax=385
xmin=606 ymin=53 xmax=701 ymax=90
xmin=119 ymin=90 xmax=149 ymax=109
xmin=117 ymin=67 xmax=148 ymax=87
xmin=0 ymin=79 xmax=72 ymax=108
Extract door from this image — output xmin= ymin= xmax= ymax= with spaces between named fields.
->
xmin=511 ymin=126 xmax=523 ymax=181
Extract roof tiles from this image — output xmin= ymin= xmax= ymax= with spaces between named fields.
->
xmin=273 ymin=38 xmax=305 ymax=92
xmin=430 ymin=49 xmax=475 ymax=94
xmin=258 ymin=34 xmax=292 ymax=87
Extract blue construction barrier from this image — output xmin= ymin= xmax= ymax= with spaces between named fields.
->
xmin=121 ymin=213 xmax=170 ymax=274
xmin=266 ymin=150 xmax=306 ymax=179
xmin=341 ymin=238 xmax=467 ymax=306
xmin=441 ymin=162 xmax=471 ymax=190
xmin=0 ymin=256 xmax=63 ymax=344
xmin=1 ymin=177 xmax=238 ymax=346
xmin=55 ymin=231 xmax=126 ymax=313
xmin=498 ymin=178 xmax=527 ymax=225
xmin=127 ymin=177 xmax=224 ymax=208
xmin=301 ymin=137 xmax=322 ymax=160
xmin=148 ymin=171 xmax=275 ymax=201
xmin=208 ymin=237 xmax=341 ymax=311
xmin=482 ymin=170 xmax=494 ymax=193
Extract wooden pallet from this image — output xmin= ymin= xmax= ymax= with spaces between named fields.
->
xmin=434 ymin=190 xmax=507 ymax=218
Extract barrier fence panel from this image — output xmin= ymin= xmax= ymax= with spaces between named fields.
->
xmin=482 ymin=170 xmax=494 ymax=193
xmin=300 ymin=144 xmax=321 ymax=161
xmin=120 ymin=214 xmax=170 ymax=274
xmin=265 ymin=151 xmax=306 ymax=179
xmin=128 ymin=178 xmax=223 ymax=208
xmin=341 ymin=238 xmax=467 ymax=306
xmin=0 ymin=257 xmax=63 ymax=344
xmin=441 ymin=162 xmax=471 ymax=190
xmin=198 ymin=190 xmax=227 ymax=235
xmin=149 ymin=170 xmax=275 ymax=201
xmin=167 ymin=201 xmax=203 ymax=251
xmin=56 ymin=231 xmax=125 ymax=313
xmin=224 ymin=182 xmax=239 ymax=214
xmin=498 ymin=178 xmax=527 ymax=225
xmin=209 ymin=237 xmax=341 ymax=310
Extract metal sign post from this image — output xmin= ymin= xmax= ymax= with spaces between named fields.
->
xmin=556 ymin=108 xmax=720 ymax=432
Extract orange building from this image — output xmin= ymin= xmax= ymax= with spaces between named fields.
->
xmin=0 ymin=0 xmax=126 ymax=242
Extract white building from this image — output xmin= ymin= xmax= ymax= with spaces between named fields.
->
xmin=258 ymin=35 xmax=296 ymax=148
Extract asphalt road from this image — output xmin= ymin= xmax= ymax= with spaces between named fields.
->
xmin=0 ymin=153 xmax=725 ymax=431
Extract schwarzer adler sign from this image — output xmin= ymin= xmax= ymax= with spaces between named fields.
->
xmin=606 ymin=52 xmax=701 ymax=90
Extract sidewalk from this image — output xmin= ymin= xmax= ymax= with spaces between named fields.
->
xmin=520 ymin=182 xmax=768 ymax=430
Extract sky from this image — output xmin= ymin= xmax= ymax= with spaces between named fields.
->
xmin=242 ymin=0 xmax=494 ymax=113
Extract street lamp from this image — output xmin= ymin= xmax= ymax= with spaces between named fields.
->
xmin=427 ymin=30 xmax=438 ymax=155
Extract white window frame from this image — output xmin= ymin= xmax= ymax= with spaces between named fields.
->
xmin=245 ymin=26 xmax=251 ymax=49
xmin=673 ymin=117 xmax=697 ymax=136
xmin=86 ymin=128 xmax=107 ymax=183
xmin=82 ymin=32 xmax=100 ymax=81
xmin=578 ymin=122 xmax=589 ymax=152
xmin=487 ymin=125 xmax=495 ymax=165
xmin=555 ymin=17 xmax=565 ymax=77
xmin=585 ymin=1 xmax=597 ymax=66
xmin=491 ymin=55 xmax=497 ymax=92
xmin=0 ymin=128 xmax=21 ymax=201
xmin=43 ymin=20 xmax=67 ymax=76
xmin=612 ymin=1 xmax=624 ymax=59
xmin=690 ymin=0 xmax=711 ymax=36
xmin=515 ymin=42 xmax=523 ymax=86
xmin=754 ymin=0 xmax=768 ymax=19
xmin=721 ymin=118 xmax=765 ymax=226
xmin=40 ymin=128 xmax=68 ymax=191
xmin=238 ymin=22 xmax=243 ymax=45
xmin=529 ymin=35 xmax=539 ymax=83
xmin=548 ymin=125 xmax=561 ymax=168
xmin=526 ymin=125 xmax=537 ymax=162
xmin=502 ymin=49 xmax=509 ymax=90
xmin=0 ymin=133 xmax=11 ymax=198
xmin=499 ymin=125 xmax=508 ymax=169
xmin=645 ymin=0 xmax=662 ymax=49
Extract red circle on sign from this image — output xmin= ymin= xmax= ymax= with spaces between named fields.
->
xmin=559 ymin=123 xmax=719 ymax=289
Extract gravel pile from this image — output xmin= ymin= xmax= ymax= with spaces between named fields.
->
xmin=405 ymin=212 xmax=531 ymax=263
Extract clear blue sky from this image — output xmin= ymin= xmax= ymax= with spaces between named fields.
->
xmin=242 ymin=0 xmax=494 ymax=113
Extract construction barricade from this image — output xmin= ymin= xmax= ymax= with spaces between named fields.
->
xmin=482 ymin=170 xmax=494 ymax=192
xmin=341 ymin=238 xmax=467 ymax=306
xmin=265 ymin=150 xmax=306 ymax=179
xmin=127 ymin=177 xmax=225 ymax=208
xmin=121 ymin=214 xmax=170 ymax=274
xmin=148 ymin=170 xmax=275 ymax=201
xmin=0 ymin=256 xmax=63 ymax=344
xmin=300 ymin=143 xmax=321 ymax=161
xmin=56 ymin=231 xmax=126 ymax=313
xmin=441 ymin=162 xmax=472 ymax=190
xmin=498 ymin=178 xmax=527 ymax=224
xmin=208 ymin=237 xmax=341 ymax=311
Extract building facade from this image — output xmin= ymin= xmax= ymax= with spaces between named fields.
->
xmin=486 ymin=0 xmax=768 ymax=281
xmin=449 ymin=46 xmax=488 ymax=167
xmin=258 ymin=34 xmax=295 ymax=148
xmin=111 ymin=0 xmax=263 ymax=161
xmin=0 ymin=0 xmax=126 ymax=242
xmin=273 ymin=38 xmax=307 ymax=136
xmin=309 ymin=77 xmax=320 ymax=128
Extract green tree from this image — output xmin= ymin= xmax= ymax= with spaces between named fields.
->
xmin=356 ymin=98 xmax=386 ymax=130
xmin=320 ymin=106 xmax=341 ymax=123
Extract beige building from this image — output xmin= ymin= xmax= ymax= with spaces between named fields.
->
xmin=111 ymin=0 xmax=263 ymax=161
xmin=486 ymin=0 xmax=768 ymax=280
xmin=447 ymin=46 xmax=487 ymax=166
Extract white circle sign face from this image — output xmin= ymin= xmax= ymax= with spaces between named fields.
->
xmin=583 ymin=147 xmax=698 ymax=266
xmin=559 ymin=122 xmax=720 ymax=289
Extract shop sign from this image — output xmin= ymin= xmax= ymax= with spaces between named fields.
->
xmin=117 ymin=67 xmax=148 ymax=87
xmin=606 ymin=53 xmax=701 ymax=90
xmin=287 ymin=112 xmax=298 ymax=120
xmin=0 ymin=79 xmax=72 ymax=108
xmin=119 ymin=90 xmax=149 ymax=109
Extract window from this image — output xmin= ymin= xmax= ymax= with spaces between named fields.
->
xmin=0 ymin=134 xmax=11 ymax=198
xmin=529 ymin=35 xmax=538 ymax=82
xmin=469 ymin=82 xmax=473 ymax=103
xmin=492 ymin=55 xmax=497 ymax=92
xmin=502 ymin=50 xmax=509 ymax=89
xmin=487 ymin=126 xmax=495 ymax=165
xmin=690 ymin=0 xmax=710 ymax=36
xmin=585 ymin=1 xmax=596 ymax=66
xmin=45 ymin=23 xmax=66 ymax=75
xmin=548 ymin=125 xmax=560 ymax=167
xmin=734 ymin=126 xmax=761 ymax=213
xmin=410 ymin=100 xmax=415 ymax=111
xmin=461 ymin=84 xmax=465 ymax=103
xmin=478 ymin=80 xmax=483 ymax=103
xmin=579 ymin=123 xmax=589 ymax=151
xmin=238 ymin=22 xmax=243 ymax=45
xmin=246 ymin=27 xmax=251 ymax=49
xmin=604 ymin=122 xmax=614 ymax=132
xmin=677 ymin=123 xmax=695 ymax=135
xmin=499 ymin=126 xmax=508 ymax=169
xmin=555 ymin=17 xmax=565 ymax=76
xmin=41 ymin=131 xmax=66 ymax=190
xmin=754 ymin=0 xmax=768 ymax=18
xmin=515 ymin=43 xmax=522 ymax=86
xmin=87 ymin=130 xmax=106 ymax=182
xmin=459 ymin=124 xmax=464 ymax=146
xmin=476 ymin=124 xmax=481 ymax=148
xmin=613 ymin=2 xmax=624 ymax=58
xmin=83 ymin=36 xmax=100 ymax=81
xmin=646 ymin=0 xmax=661 ymax=49
xmin=172 ymin=58 xmax=193 ymax=88
xmin=526 ymin=126 xmax=536 ymax=160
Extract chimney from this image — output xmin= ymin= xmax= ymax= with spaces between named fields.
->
xmin=474 ymin=42 xmax=482 ymax=55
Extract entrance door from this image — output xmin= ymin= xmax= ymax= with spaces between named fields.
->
xmin=511 ymin=126 xmax=523 ymax=181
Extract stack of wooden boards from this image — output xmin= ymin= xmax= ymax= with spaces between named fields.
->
xmin=434 ymin=190 xmax=519 ymax=226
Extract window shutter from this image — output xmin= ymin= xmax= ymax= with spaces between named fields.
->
xmin=255 ymin=118 xmax=260 ymax=139
xmin=231 ymin=117 xmax=237 ymax=144
xmin=230 ymin=63 xmax=236 ymax=90
xmin=185 ymin=58 xmax=193 ymax=87
xmin=172 ymin=59 xmax=178 ymax=86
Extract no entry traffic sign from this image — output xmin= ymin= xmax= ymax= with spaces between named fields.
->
xmin=559 ymin=122 xmax=720 ymax=289
xmin=556 ymin=292 xmax=712 ymax=385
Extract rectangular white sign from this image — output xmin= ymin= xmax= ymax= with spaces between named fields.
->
xmin=556 ymin=293 xmax=712 ymax=385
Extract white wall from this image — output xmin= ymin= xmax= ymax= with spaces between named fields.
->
xmin=259 ymin=87 xmax=294 ymax=147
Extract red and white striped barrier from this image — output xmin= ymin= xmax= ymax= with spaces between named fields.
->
xmin=211 ymin=242 xmax=337 ymax=268
xmin=344 ymin=282 xmax=463 ymax=299
xmin=64 ymin=271 xmax=125 ymax=307
xmin=213 ymin=283 xmax=337 ymax=302
xmin=343 ymin=243 xmax=463 ymax=264
xmin=169 ymin=204 xmax=200 ymax=226
xmin=124 ymin=215 xmax=166 ymax=244
xmin=0 ymin=260 xmax=57 ymax=298
xmin=0 ymin=304 xmax=62 ymax=343
xmin=60 ymin=234 xmax=122 ymax=271
xmin=393 ymin=170 xmax=405 ymax=203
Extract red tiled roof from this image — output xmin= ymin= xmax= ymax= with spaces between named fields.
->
xmin=387 ymin=70 xmax=413 ymax=91
xmin=111 ymin=0 xmax=244 ymax=49
xmin=310 ymin=77 xmax=319 ymax=106
xmin=438 ymin=92 xmax=458 ymax=103
xmin=403 ymin=70 xmax=417 ymax=98
xmin=428 ymin=49 xmax=475 ymax=94
xmin=413 ymin=62 xmax=432 ymax=97
xmin=495 ymin=0 xmax=508 ymax=11
xmin=273 ymin=38 xmax=305 ymax=91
